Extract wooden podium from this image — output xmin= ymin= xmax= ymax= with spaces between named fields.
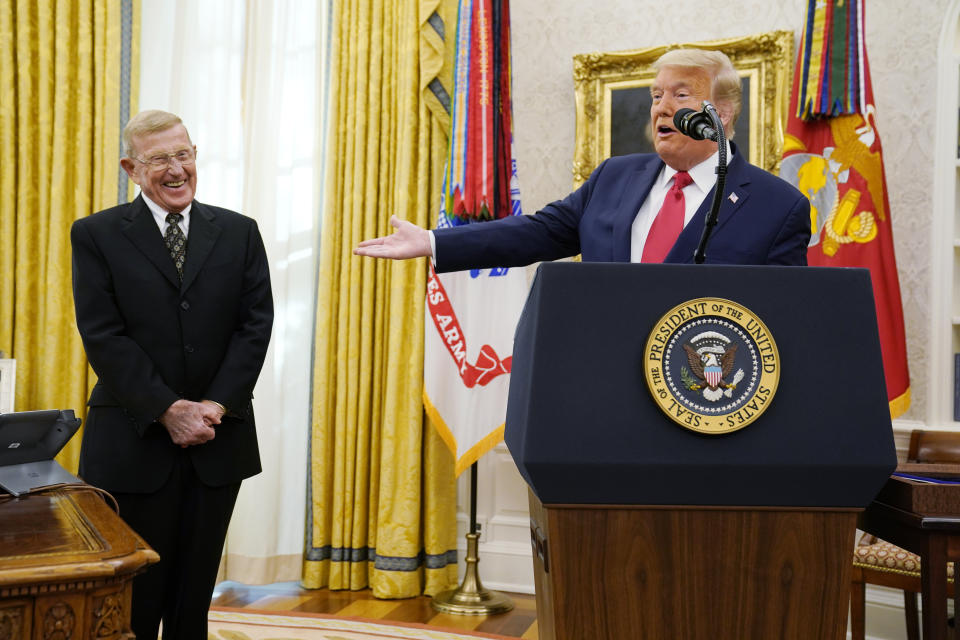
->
xmin=529 ymin=497 xmax=859 ymax=639
xmin=507 ymin=263 xmax=898 ymax=639
xmin=0 ymin=487 xmax=158 ymax=640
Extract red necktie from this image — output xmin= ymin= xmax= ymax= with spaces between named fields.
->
xmin=641 ymin=171 xmax=693 ymax=263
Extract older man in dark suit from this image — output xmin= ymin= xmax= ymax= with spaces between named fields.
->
xmin=71 ymin=110 xmax=273 ymax=640
xmin=354 ymin=48 xmax=810 ymax=267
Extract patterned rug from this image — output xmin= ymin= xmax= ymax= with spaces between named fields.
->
xmin=207 ymin=607 xmax=518 ymax=640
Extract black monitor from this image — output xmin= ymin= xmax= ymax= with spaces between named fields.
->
xmin=0 ymin=409 xmax=81 ymax=466
xmin=0 ymin=410 xmax=83 ymax=496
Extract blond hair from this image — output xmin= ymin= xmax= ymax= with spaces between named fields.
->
xmin=122 ymin=110 xmax=190 ymax=157
xmin=653 ymin=48 xmax=742 ymax=138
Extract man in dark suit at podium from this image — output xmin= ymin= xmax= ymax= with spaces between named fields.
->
xmin=354 ymin=48 xmax=811 ymax=267
xmin=71 ymin=110 xmax=273 ymax=640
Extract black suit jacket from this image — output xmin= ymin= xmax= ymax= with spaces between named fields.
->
xmin=71 ymin=196 xmax=273 ymax=493
xmin=434 ymin=144 xmax=811 ymax=270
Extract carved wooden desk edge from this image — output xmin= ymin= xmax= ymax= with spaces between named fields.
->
xmin=0 ymin=486 xmax=159 ymax=640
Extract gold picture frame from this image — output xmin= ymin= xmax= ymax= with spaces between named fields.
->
xmin=572 ymin=30 xmax=794 ymax=187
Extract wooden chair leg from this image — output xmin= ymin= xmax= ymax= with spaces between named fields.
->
xmin=850 ymin=578 xmax=866 ymax=640
xmin=904 ymin=591 xmax=920 ymax=640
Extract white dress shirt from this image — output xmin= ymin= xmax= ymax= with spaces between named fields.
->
xmin=143 ymin=192 xmax=192 ymax=239
xmin=630 ymin=143 xmax=732 ymax=262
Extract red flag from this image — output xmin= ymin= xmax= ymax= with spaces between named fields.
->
xmin=781 ymin=1 xmax=910 ymax=418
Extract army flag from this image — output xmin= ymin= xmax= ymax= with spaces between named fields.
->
xmin=780 ymin=0 xmax=910 ymax=417
xmin=423 ymin=0 xmax=528 ymax=476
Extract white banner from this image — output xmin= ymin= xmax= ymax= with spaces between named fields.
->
xmin=424 ymin=264 xmax=528 ymax=476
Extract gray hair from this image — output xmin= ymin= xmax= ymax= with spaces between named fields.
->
xmin=122 ymin=110 xmax=190 ymax=157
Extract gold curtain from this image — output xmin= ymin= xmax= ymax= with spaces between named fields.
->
xmin=303 ymin=0 xmax=459 ymax=597
xmin=0 ymin=0 xmax=139 ymax=471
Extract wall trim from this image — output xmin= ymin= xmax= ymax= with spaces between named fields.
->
xmin=928 ymin=0 xmax=960 ymax=425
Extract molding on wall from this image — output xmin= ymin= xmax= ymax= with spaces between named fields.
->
xmin=929 ymin=0 xmax=960 ymax=426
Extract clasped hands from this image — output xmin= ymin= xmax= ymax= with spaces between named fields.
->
xmin=159 ymin=399 xmax=225 ymax=447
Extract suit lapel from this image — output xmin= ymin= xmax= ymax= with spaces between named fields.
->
xmin=612 ymin=156 xmax=662 ymax=261
xmin=181 ymin=201 xmax=221 ymax=292
xmin=120 ymin=196 xmax=181 ymax=288
xmin=667 ymin=149 xmax=751 ymax=263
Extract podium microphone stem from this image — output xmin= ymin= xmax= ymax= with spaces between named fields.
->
xmin=694 ymin=101 xmax=727 ymax=264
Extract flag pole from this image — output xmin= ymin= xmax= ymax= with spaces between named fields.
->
xmin=431 ymin=0 xmax=514 ymax=617
xmin=432 ymin=463 xmax=514 ymax=614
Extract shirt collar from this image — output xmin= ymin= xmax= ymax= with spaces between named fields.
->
xmin=142 ymin=192 xmax=192 ymax=233
xmin=660 ymin=141 xmax=734 ymax=192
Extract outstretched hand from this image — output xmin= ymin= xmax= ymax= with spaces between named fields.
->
xmin=354 ymin=215 xmax=432 ymax=260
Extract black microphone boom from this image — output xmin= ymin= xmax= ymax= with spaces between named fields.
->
xmin=673 ymin=107 xmax=718 ymax=142
xmin=686 ymin=102 xmax=726 ymax=264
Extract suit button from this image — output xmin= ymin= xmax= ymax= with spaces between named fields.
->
xmin=180 ymin=300 xmax=190 ymax=310
xmin=184 ymin=344 xmax=194 ymax=353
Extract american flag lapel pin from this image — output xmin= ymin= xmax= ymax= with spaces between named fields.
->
xmin=728 ymin=192 xmax=739 ymax=204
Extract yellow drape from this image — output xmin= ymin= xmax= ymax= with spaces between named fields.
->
xmin=303 ymin=0 xmax=459 ymax=597
xmin=0 ymin=0 xmax=138 ymax=471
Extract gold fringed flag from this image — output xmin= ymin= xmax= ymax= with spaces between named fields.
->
xmin=781 ymin=0 xmax=910 ymax=418
xmin=424 ymin=0 xmax=529 ymax=476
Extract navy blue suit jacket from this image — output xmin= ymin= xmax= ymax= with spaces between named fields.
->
xmin=434 ymin=145 xmax=811 ymax=271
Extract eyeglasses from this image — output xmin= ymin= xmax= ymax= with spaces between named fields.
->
xmin=135 ymin=148 xmax=197 ymax=171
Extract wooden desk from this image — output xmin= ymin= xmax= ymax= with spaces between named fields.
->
xmin=859 ymin=474 xmax=960 ymax=640
xmin=0 ymin=487 xmax=158 ymax=640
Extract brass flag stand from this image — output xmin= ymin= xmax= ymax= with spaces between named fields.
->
xmin=431 ymin=463 xmax=514 ymax=615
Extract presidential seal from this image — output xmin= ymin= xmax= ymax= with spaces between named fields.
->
xmin=643 ymin=298 xmax=780 ymax=435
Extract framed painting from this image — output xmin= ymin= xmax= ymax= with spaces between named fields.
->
xmin=572 ymin=30 xmax=794 ymax=186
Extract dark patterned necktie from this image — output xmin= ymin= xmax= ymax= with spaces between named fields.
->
xmin=164 ymin=212 xmax=186 ymax=280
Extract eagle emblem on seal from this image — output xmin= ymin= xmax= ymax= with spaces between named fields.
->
xmin=681 ymin=331 xmax=745 ymax=402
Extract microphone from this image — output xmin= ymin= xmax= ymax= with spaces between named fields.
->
xmin=673 ymin=107 xmax=718 ymax=142
xmin=677 ymin=102 xmax=726 ymax=264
